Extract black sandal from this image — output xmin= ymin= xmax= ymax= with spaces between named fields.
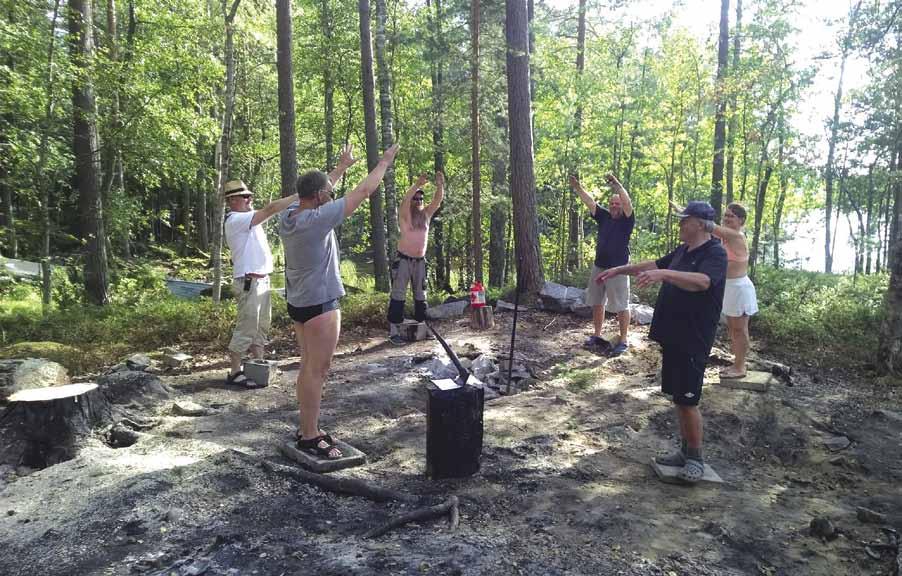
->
xmin=296 ymin=434 xmax=343 ymax=460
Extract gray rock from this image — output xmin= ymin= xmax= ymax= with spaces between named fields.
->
xmin=171 ymin=401 xmax=209 ymax=417
xmin=425 ymin=300 xmax=469 ymax=320
xmin=0 ymin=358 xmax=70 ymax=401
xmin=471 ymin=355 xmax=496 ymax=378
xmin=495 ymin=300 xmax=528 ymax=312
xmin=629 ymin=304 xmax=655 ymax=325
xmin=98 ymin=370 xmax=171 ymax=406
xmin=823 ymin=436 xmax=851 ymax=452
xmin=856 ymin=506 xmax=887 ymax=524
xmin=809 ymin=517 xmax=836 ymax=540
xmin=459 ymin=358 xmax=473 ymax=370
xmin=162 ymin=351 xmax=192 ymax=369
xmin=125 ymin=354 xmax=153 ymax=371
xmin=570 ymin=302 xmax=594 ymax=318
xmin=539 ymin=281 xmax=585 ymax=313
xmin=427 ymin=358 xmax=458 ymax=380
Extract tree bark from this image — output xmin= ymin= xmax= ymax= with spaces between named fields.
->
xmin=566 ymin=0 xmax=587 ymax=273
xmin=505 ymin=0 xmax=543 ymax=293
xmin=725 ymin=0 xmax=741 ymax=206
xmin=773 ymin=123 xmax=787 ymax=268
xmin=1 ymin=4 xmax=16 ymax=258
xmin=359 ymin=0 xmax=389 ymax=291
xmin=470 ymin=0 xmax=483 ymax=282
xmin=211 ymin=0 xmax=241 ymax=303
xmin=276 ymin=0 xmax=298 ymax=198
xmin=35 ymin=0 xmax=62 ymax=272
xmin=70 ymin=0 xmax=110 ymax=305
xmin=427 ymin=0 xmax=448 ymax=292
xmin=375 ymin=0 xmax=398 ymax=257
xmin=489 ymin=155 xmax=508 ymax=288
xmin=711 ymin=0 xmax=730 ymax=222
xmin=322 ymin=0 xmax=334 ymax=171
xmin=877 ymin=144 xmax=902 ymax=375
xmin=825 ymin=1 xmax=862 ymax=274
xmin=750 ymin=162 xmax=773 ymax=275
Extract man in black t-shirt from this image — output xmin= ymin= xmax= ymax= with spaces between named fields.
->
xmin=570 ymin=174 xmax=635 ymax=355
xmin=596 ymin=201 xmax=727 ymax=483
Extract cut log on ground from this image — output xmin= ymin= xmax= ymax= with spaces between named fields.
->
xmin=364 ymin=495 xmax=460 ymax=538
xmin=260 ymin=458 xmax=419 ymax=503
xmin=469 ymin=306 xmax=494 ymax=330
xmin=9 ymin=383 xmax=112 ymax=467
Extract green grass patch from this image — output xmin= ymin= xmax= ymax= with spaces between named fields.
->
xmin=556 ymin=366 xmax=599 ymax=392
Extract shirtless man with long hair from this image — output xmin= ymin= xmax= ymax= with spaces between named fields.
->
xmin=387 ymin=172 xmax=444 ymax=345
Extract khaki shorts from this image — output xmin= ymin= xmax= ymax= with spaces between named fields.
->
xmin=584 ymin=265 xmax=630 ymax=313
xmin=228 ymin=276 xmax=271 ymax=354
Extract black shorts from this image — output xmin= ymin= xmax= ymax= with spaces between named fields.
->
xmin=661 ymin=347 xmax=708 ymax=406
xmin=287 ymin=299 xmax=339 ymax=324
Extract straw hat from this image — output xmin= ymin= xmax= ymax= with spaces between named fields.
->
xmin=223 ymin=180 xmax=252 ymax=198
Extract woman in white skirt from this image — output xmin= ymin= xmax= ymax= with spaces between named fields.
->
xmin=713 ymin=203 xmax=757 ymax=378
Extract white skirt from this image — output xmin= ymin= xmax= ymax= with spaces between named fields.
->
xmin=722 ymin=275 xmax=758 ymax=317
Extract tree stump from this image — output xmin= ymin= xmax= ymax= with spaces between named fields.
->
xmin=9 ymin=383 xmax=112 ymax=467
xmin=469 ymin=306 xmax=494 ymax=331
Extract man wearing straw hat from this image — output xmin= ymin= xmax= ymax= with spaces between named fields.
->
xmin=223 ymin=179 xmax=298 ymax=388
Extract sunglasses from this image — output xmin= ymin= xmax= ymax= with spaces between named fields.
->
xmin=413 ymin=196 xmax=424 ymax=202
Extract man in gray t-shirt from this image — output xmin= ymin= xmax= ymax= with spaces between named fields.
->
xmin=279 ymin=143 xmax=400 ymax=461
xmin=280 ymin=196 xmax=346 ymax=309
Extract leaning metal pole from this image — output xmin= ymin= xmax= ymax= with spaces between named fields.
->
xmin=506 ymin=259 xmax=522 ymax=395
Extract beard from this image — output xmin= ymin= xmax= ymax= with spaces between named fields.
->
xmin=410 ymin=204 xmax=428 ymax=230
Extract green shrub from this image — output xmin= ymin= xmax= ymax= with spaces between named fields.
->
xmin=752 ymin=266 xmax=887 ymax=365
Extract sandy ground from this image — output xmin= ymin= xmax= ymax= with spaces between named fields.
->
xmin=1 ymin=308 xmax=901 ymax=576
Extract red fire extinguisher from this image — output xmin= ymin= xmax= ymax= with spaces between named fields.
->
xmin=469 ymin=281 xmax=486 ymax=308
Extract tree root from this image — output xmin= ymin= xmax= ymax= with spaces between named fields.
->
xmin=363 ymin=495 xmax=460 ymax=539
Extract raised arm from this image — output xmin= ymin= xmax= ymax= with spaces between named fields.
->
xmin=606 ymin=173 xmax=633 ymax=217
xmin=250 ymin=192 xmax=300 ymax=227
xmin=569 ymin=175 xmax=598 ymax=215
xmin=344 ymin=144 xmax=400 ymax=217
xmin=400 ymin=173 xmax=429 ymax=226
xmin=327 ymin=143 xmax=358 ymax=186
xmin=595 ymin=260 xmax=658 ymax=284
xmin=424 ymin=171 xmax=444 ymax=217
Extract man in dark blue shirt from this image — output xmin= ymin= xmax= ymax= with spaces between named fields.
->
xmin=596 ymin=201 xmax=727 ymax=483
xmin=570 ymin=174 xmax=635 ymax=355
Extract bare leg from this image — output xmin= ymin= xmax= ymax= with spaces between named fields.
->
xmin=676 ymin=404 xmax=703 ymax=454
xmin=295 ymin=310 xmax=341 ymax=444
xmin=723 ymin=315 xmax=749 ymax=377
xmin=617 ymin=309 xmax=630 ymax=342
xmin=592 ymin=304 xmax=606 ymax=337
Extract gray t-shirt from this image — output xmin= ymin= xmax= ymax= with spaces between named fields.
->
xmin=279 ymin=197 xmax=347 ymax=307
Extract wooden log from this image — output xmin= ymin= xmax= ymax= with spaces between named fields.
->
xmin=260 ymin=458 xmax=419 ymax=503
xmin=10 ymin=383 xmax=112 ymax=466
xmin=469 ymin=306 xmax=494 ymax=330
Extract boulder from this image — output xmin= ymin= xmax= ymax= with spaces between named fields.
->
xmin=171 ymin=401 xmax=209 ymax=417
xmin=629 ymin=304 xmax=654 ymax=325
xmin=570 ymin=301 xmax=593 ymax=318
xmin=0 ymin=359 xmax=70 ymax=402
xmin=97 ymin=370 xmax=171 ymax=406
xmin=0 ymin=341 xmax=98 ymax=374
xmin=425 ymin=300 xmax=469 ymax=320
xmin=539 ymin=282 xmax=585 ymax=313
xmin=495 ymin=300 xmax=528 ymax=312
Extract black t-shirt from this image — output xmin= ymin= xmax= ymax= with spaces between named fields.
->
xmin=592 ymin=206 xmax=635 ymax=268
xmin=648 ymin=238 xmax=728 ymax=355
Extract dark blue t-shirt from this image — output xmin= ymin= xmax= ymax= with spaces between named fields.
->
xmin=648 ymin=238 xmax=728 ymax=355
xmin=592 ymin=207 xmax=635 ymax=268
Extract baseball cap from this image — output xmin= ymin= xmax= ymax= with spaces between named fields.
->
xmin=676 ymin=201 xmax=716 ymax=221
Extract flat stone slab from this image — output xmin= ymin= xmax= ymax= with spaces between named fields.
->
xmin=279 ymin=440 xmax=366 ymax=473
xmin=651 ymin=458 xmax=724 ymax=485
xmin=715 ymin=370 xmax=775 ymax=392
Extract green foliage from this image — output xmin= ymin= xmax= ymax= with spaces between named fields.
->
xmin=752 ymin=266 xmax=888 ymax=365
xmin=0 ymin=341 xmax=101 ymax=374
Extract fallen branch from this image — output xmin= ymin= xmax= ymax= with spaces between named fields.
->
xmin=364 ymin=495 xmax=459 ymax=539
xmin=260 ymin=458 xmax=419 ymax=503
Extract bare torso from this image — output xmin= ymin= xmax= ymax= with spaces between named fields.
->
xmin=398 ymin=220 xmax=431 ymax=258
xmin=716 ymin=228 xmax=750 ymax=278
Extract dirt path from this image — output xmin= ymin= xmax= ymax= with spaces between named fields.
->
xmin=1 ymin=309 xmax=901 ymax=575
